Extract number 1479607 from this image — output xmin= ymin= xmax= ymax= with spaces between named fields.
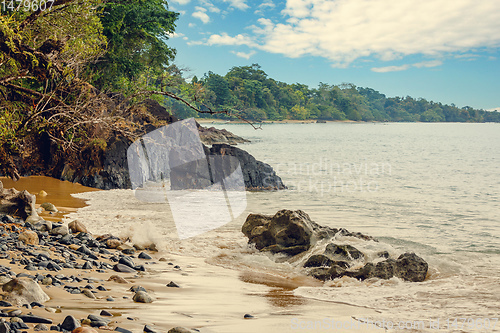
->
xmin=1 ymin=0 xmax=54 ymax=12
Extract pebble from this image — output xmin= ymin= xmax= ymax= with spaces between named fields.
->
xmin=82 ymin=289 xmax=95 ymax=299
xmin=18 ymin=314 xmax=53 ymax=324
xmin=34 ymin=323 xmax=49 ymax=331
xmin=41 ymin=202 xmax=57 ymax=212
xmin=144 ymin=325 xmax=157 ymax=333
xmin=72 ymin=327 xmax=98 ymax=333
xmin=132 ymin=291 xmax=153 ymax=303
xmin=60 ymin=315 xmax=81 ymax=331
xmin=129 ymin=285 xmax=146 ymax=293
xmin=166 ymin=281 xmax=180 ymax=288
xmin=99 ymin=310 xmax=112 ymax=317
xmin=113 ymin=264 xmax=136 ymax=273
xmin=167 ymin=327 xmax=195 ymax=333
xmin=107 ymin=275 xmax=128 ymax=284
xmin=138 ymin=252 xmax=152 ymax=260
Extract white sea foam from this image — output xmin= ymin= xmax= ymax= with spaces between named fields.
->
xmin=67 ymin=123 xmax=500 ymax=332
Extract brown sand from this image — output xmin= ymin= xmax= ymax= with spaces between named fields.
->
xmin=0 ymin=177 xmax=381 ymax=333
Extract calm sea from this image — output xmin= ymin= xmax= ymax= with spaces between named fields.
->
xmin=70 ymin=122 xmax=500 ymax=332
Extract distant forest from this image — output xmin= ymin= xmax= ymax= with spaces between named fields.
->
xmin=167 ymin=64 xmax=500 ymax=123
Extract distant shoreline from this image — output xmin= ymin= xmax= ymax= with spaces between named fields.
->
xmin=196 ymin=118 xmax=359 ymax=124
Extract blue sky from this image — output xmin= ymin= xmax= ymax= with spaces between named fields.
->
xmin=166 ymin=0 xmax=500 ymax=110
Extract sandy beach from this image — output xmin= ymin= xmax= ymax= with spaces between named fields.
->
xmin=0 ymin=176 xmax=383 ymax=333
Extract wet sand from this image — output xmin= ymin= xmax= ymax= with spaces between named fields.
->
xmin=0 ymin=176 xmax=381 ymax=333
xmin=0 ymin=176 xmax=100 ymax=222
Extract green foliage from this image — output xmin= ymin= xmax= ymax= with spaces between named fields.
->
xmin=90 ymin=0 xmax=179 ymax=91
xmin=191 ymin=64 xmax=498 ymax=123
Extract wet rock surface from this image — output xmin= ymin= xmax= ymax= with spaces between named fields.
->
xmin=243 ymin=209 xmax=428 ymax=282
xmin=242 ymin=209 xmax=373 ymax=254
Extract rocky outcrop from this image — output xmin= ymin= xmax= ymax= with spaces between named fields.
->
xmin=309 ymin=252 xmax=428 ymax=282
xmin=208 ymin=144 xmax=286 ymax=190
xmin=242 ymin=209 xmax=428 ymax=282
xmin=0 ymin=180 xmax=41 ymax=222
xmin=242 ymin=210 xmax=372 ymax=255
xmin=198 ymin=124 xmax=250 ymax=145
xmin=51 ymin=101 xmax=282 ymax=190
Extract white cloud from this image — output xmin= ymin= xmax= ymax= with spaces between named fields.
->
xmin=188 ymin=23 xmax=196 ymax=28
xmin=231 ymin=50 xmax=257 ymax=59
xmin=487 ymin=107 xmax=500 ymax=112
xmin=223 ymin=0 xmax=249 ymax=10
xmin=200 ymin=0 xmax=221 ymax=13
xmin=170 ymin=0 xmax=191 ymax=4
xmin=255 ymin=1 xmax=275 ymax=15
xmin=192 ymin=6 xmax=210 ymax=23
xmin=206 ymin=33 xmax=257 ymax=47
xmin=371 ymin=60 xmax=443 ymax=72
xmin=371 ymin=65 xmax=411 ymax=73
xmin=215 ymin=0 xmax=500 ymax=67
xmin=413 ymin=60 xmax=443 ymax=68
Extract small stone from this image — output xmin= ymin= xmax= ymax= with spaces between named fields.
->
xmin=18 ymin=230 xmax=39 ymax=245
xmin=10 ymin=317 xmax=24 ymax=323
xmin=41 ymin=202 xmax=57 ymax=212
xmin=129 ymin=285 xmax=146 ymax=293
xmin=106 ymin=296 xmax=114 ymax=301
xmin=68 ymin=221 xmax=88 ymax=234
xmin=81 ymin=319 xmax=92 ymax=325
xmin=38 ymin=190 xmax=48 ymax=197
xmin=132 ymin=291 xmax=153 ymax=303
xmin=34 ymin=323 xmax=49 ymax=331
xmin=138 ymin=252 xmax=152 ymax=260
xmin=118 ymin=256 xmax=135 ymax=269
xmin=81 ymin=262 xmax=93 ymax=270
xmin=107 ymin=275 xmax=128 ymax=284
xmin=167 ymin=327 xmax=194 ymax=333
xmin=144 ymin=325 xmax=157 ymax=333
xmin=72 ymin=327 xmax=98 ymax=333
xmin=106 ymin=239 xmax=122 ymax=249
xmin=166 ymin=281 xmax=180 ymax=288
xmin=17 ymin=314 xmax=53 ymax=324
xmin=51 ymin=225 xmax=69 ymax=236
xmin=60 ymin=315 xmax=81 ymax=331
xmin=244 ymin=314 xmax=255 ymax=319
xmin=41 ymin=277 xmax=52 ymax=285
xmin=114 ymin=327 xmax=133 ymax=333
xmin=100 ymin=310 xmax=113 ymax=316
xmin=82 ymin=289 xmax=96 ymax=299
xmin=113 ymin=264 xmax=136 ymax=273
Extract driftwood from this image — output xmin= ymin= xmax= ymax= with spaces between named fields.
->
xmin=0 ymin=180 xmax=41 ymax=222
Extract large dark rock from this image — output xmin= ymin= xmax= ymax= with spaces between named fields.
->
xmin=243 ymin=209 xmax=428 ymax=283
xmin=242 ymin=210 xmax=372 ymax=255
xmin=207 ymin=144 xmax=285 ymax=190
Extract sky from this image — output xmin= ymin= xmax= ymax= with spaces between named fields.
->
xmin=166 ymin=0 xmax=500 ymax=110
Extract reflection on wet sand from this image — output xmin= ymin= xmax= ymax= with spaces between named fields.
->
xmin=0 ymin=176 xmax=100 ymax=221
xmin=239 ymin=271 xmax=322 ymax=308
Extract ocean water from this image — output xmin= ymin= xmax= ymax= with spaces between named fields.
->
xmin=68 ymin=122 xmax=500 ymax=332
